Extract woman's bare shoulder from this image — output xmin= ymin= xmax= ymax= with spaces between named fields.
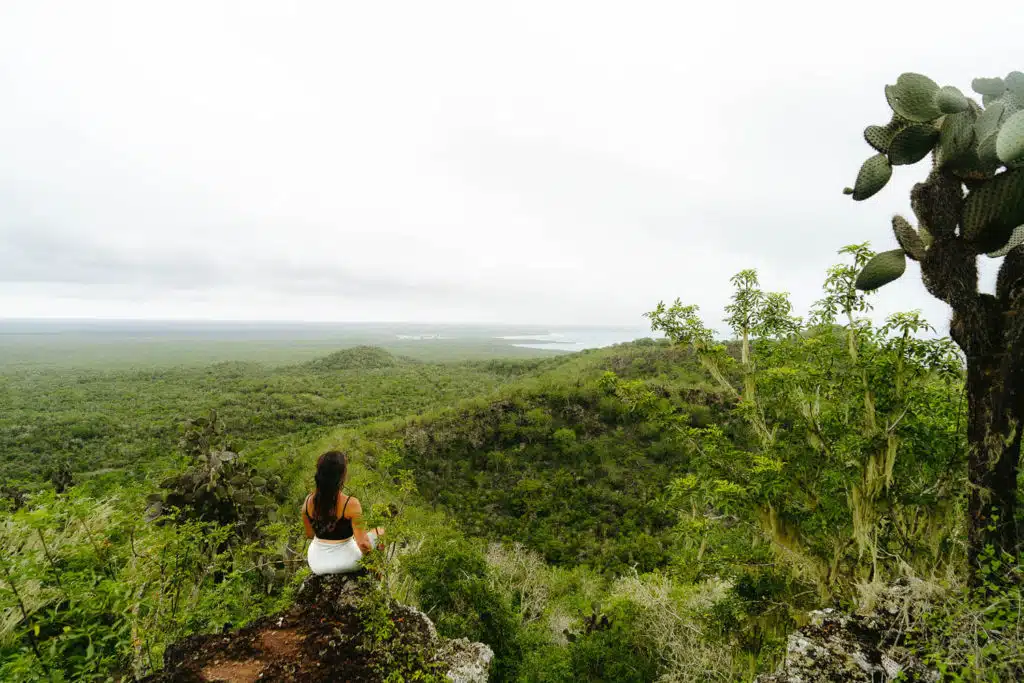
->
xmin=344 ymin=495 xmax=362 ymax=515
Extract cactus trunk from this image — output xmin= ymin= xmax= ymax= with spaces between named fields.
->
xmin=914 ymin=168 xmax=1022 ymax=579
xmin=961 ymin=349 xmax=1020 ymax=575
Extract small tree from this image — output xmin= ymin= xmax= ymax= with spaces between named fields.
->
xmin=648 ymin=259 xmax=963 ymax=593
xmin=843 ymin=72 xmax=1024 ymax=573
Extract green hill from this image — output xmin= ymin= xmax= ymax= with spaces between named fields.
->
xmin=302 ymin=345 xmax=403 ymax=371
xmin=368 ymin=342 xmax=723 ymax=572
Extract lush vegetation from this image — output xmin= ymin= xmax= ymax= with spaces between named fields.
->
xmin=3 ymin=70 xmax=1024 ymax=683
xmin=0 ymin=346 xmax=555 ymax=484
xmin=5 ymin=246 xmax=1013 ymax=682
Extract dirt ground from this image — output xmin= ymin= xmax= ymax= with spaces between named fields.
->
xmin=141 ymin=574 xmax=440 ymax=683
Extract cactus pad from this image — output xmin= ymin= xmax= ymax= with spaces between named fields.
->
xmin=855 ymin=249 xmax=907 ymax=291
xmin=937 ymin=109 xmax=976 ymax=167
xmin=961 ymin=167 xmax=1024 ymax=252
xmin=974 ymin=102 xmax=1007 ymax=167
xmin=936 ymin=86 xmax=970 ymax=114
xmin=864 ymin=125 xmax=895 ymax=153
xmin=1007 ymin=72 xmax=1024 ymax=99
xmin=996 ymin=110 xmax=1024 ymax=165
xmin=978 ymin=131 xmax=1002 ymax=167
xmin=888 ymin=124 xmax=940 ymax=165
xmin=892 ymin=215 xmax=926 ymax=260
xmin=972 ymin=77 xmax=1006 ymax=96
xmin=976 ymin=101 xmax=1006 ymax=141
xmin=918 ymin=222 xmax=934 ymax=250
xmin=885 ymin=73 xmax=942 ymax=122
xmin=845 ymin=154 xmax=893 ymax=200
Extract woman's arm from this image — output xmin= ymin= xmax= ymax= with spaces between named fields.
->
xmin=301 ymin=495 xmax=314 ymax=539
xmin=346 ymin=497 xmax=374 ymax=554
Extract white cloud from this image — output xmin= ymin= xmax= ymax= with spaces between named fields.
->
xmin=0 ymin=0 xmax=1013 ymax=329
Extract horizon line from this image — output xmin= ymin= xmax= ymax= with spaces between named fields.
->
xmin=0 ymin=316 xmax=653 ymax=329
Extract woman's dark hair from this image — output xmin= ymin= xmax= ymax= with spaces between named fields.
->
xmin=313 ymin=450 xmax=348 ymax=522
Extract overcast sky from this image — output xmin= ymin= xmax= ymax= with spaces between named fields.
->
xmin=0 ymin=2 xmax=1018 ymax=330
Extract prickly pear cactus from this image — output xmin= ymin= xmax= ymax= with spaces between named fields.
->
xmin=844 ymin=72 xmax=1024 ymax=574
xmin=146 ymin=451 xmax=283 ymax=537
xmin=146 ymin=413 xmax=284 ymax=538
xmin=845 ymin=71 xmax=1024 ymax=289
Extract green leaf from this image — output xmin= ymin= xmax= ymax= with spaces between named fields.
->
xmin=846 ymin=154 xmax=892 ymax=201
xmin=888 ymin=124 xmax=939 ymax=165
xmin=855 ymin=250 xmax=907 ymax=291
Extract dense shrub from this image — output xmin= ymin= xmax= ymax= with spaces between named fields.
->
xmin=405 ymin=535 xmax=524 ymax=681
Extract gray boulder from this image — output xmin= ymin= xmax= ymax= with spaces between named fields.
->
xmin=758 ymin=580 xmax=940 ymax=683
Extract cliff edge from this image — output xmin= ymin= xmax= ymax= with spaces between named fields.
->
xmin=142 ymin=573 xmax=493 ymax=682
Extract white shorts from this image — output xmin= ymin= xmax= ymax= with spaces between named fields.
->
xmin=307 ymin=532 xmax=378 ymax=575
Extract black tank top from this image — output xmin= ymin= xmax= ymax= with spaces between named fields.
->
xmin=305 ymin=493 xmax=355 ymax=540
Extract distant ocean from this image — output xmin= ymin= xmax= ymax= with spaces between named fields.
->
xmin=0 ymin=319 xmax=659 ymax=368
xmin=0 ymin=319 xmax=656 ymax=350
xmin=497 ymin=327 xmax=654 ymax=351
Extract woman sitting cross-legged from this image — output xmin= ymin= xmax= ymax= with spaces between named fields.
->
xmin=302 ymin=450 xmax=384 ymax=575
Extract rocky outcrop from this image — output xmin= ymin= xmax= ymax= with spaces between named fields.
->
xmin=758 ymin=580 xmax=939 ymax=683
xmin=436 ymin=638 xmax=494 ymax=683
xmin=142 ymin=573 xmax=492 ymax=682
